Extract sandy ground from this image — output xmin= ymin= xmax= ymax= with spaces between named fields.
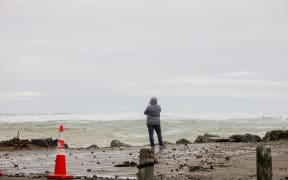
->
xmin=0 ymin=141 xmax=288 ymax=180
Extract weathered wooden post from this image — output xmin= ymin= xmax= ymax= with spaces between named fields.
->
xmin=256 ymin=145 xmax=272 ymax=180
xmin=137 ymin=148 xmax=154 ymax=180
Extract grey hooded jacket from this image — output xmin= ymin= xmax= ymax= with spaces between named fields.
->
xmin=144 ymin=97 xmax=161 ymax=125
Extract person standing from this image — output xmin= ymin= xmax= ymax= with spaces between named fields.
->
xmin=144 ymin=97 xmax=164 ymax=148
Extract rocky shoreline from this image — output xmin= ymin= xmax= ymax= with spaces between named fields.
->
xmin=1 ymin=129 xmax=287 ymax=150
xmin=0 ymin=130 xmax=287 ymax=180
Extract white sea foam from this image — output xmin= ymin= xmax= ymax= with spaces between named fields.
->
xmin=0 ymin=112 xmax=286 ymax=123
xmin=1 ymin=112 xmax=287 ymax=147
xmin=0 ymin=112 xmax=144 ymax=123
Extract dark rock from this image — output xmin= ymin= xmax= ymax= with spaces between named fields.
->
xmin=229 ymin=133 xmax=261 ymax=142
xmin=194 ymin=133 xmax=229 ymax=143
xmin=189 ymin=165 xmax=211 ymax=172
xmin=31 ymin=138 xmax=66 ymax=148
xmin=15 ymin=173 xmax=25 ymax=177
xmin=0 ymin=137 xmax=29 ymax=147
xmin=86 ymin=144 xmax=99 ymax=150
xmin=189 ymin=165 xmax=202 ymax=172
xmin=114 ymin=161 xmax=137 ymax=167
xmin=225 ymin=156 xmax=231 ymax=161
xmin=0 ymin=137 xmax=68 ymax=149
xmin=262 ymin=130 xmax=288 ymax=142
xmin=92 ymin=175 xmax=98 ymax=180
xmin=110 ymin=139 xmax=132 ymax=147
xmin=195 ymin=153 xmax=203 ymax=158
xmin=208 ymin=137 xmax=231 ymax=142
xmin=204 ymin=133 xmax=219 ymax=137
xmin=176 ymin=138 xmax=192 ymax=144
xmin=194 ymin=134 xmax=216 ymax=143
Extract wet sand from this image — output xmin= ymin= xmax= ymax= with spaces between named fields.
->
xmin=0 ymin=141 xmax=288 ymax=180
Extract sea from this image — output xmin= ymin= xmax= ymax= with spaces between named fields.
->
xmin=0 ymin=113 xmax=287 ymax=148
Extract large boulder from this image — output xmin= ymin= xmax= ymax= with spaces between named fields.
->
xmin=0 ymin=137 xmax=30 ymax=147
xmin=229 ymin=133 xmax=261 ymax=142
xmin=110 ymin=139 xmax=132 ymax=147
xmin=262 ymin=130 xmax=288 ymax=142
xmin=0 ymin=138 xmax=68 ymax=149
xmin=31 ymin=138 xmax=68 ymax=148
xmin=194 ymin=133 xmax=230 ymax=143
xmin=31 ymin=138 xmax=60 ymax=148
xmin=176 ymin=138 xmax=192 ymax=144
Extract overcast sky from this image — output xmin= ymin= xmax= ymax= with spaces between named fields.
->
xmin=0 ymin=0 xmax=288 ymax=114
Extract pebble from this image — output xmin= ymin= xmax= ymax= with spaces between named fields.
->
xmin=195 ymin=154 xmax=203 ymax=158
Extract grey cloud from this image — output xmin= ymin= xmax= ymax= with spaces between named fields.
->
xmin=0 ymin=0 xmax=288 ymax=113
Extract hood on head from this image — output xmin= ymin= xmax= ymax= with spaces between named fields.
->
xmin=150 ymin=97 xmax=158 ymax=105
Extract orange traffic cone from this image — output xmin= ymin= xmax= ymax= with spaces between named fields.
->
xmin=47 ymin=124 xmax=73 ymax=179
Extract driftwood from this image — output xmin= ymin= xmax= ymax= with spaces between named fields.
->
xmin=137 ymin=148 xmax=154 ymax=180
xmin=256 ymin=145 xmax=272 ymax=180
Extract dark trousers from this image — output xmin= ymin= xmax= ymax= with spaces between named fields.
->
xmin=147 ymin=124 xmax=164 ymax=147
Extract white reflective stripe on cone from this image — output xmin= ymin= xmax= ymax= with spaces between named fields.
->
xmin=57 ymin=149 xmax=66 ymax=155
xmin=59 ymin=132 xmax=64 ymax=140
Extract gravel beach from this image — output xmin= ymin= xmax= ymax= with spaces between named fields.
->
xmin=0 ymin=141 xmax=287 ymax=180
